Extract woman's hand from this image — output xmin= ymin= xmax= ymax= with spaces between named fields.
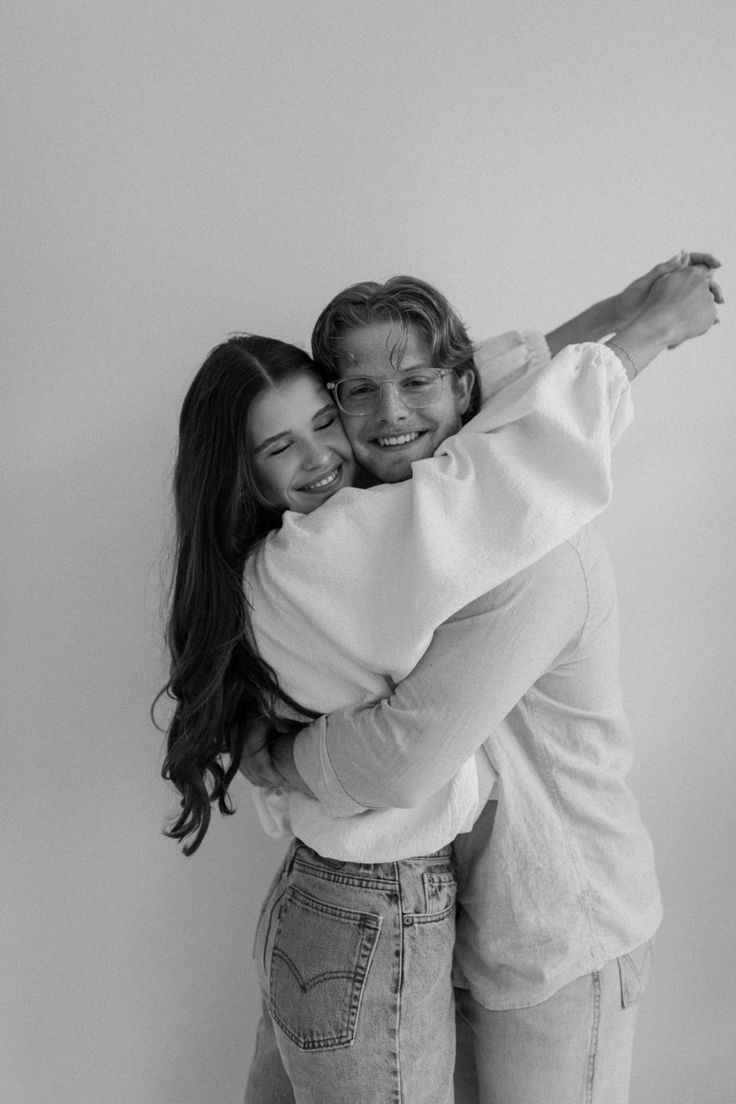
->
xmin=608 ymin=260 xmax=722 ymax=378
xmin=612 ymin=251 xmax=722 ymax=330
xmin=239 ymin=716 xmax=285 ymax=788
xmin=238 ymin=716 xmax=316 ymax=797
xmin=544 ymin=250 xmax=721 ymax=356
xmin=642 ymin=262 xmax=721 ymax=348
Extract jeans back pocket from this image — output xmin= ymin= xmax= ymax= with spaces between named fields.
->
xmin=270 ymin=885 xmax=382 ymax=1051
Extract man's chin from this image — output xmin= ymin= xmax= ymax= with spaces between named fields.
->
xmin=362 ymin=454 xmax=417 ymax=483
xmin=354 ymin=438 xmax=435 ymax=484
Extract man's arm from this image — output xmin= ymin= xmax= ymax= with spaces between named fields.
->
xmin=285 ymin=544 xmax=587 ymax=816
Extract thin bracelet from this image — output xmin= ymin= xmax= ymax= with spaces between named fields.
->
xmin=608 ymin=339 xmax=639 ymax=381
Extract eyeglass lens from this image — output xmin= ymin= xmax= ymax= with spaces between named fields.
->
xmin=336 ymin=370 xmax=444 ymax=413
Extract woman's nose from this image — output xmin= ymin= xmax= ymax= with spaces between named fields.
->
xmin=302 ymin=438 xmax=332 ymax=468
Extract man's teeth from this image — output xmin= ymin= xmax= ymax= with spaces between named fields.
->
xmin=302 ymin=468 xmax=339 ymax=491
xmin=376 ymin=432 xmax=421 ymax=447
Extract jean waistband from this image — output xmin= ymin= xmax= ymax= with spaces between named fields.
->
xmin=291 ymin=839 xmax=453 ymax=880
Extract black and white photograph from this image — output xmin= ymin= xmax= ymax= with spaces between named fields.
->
xmin=3 ymin=2 xmax=735 ymax=1102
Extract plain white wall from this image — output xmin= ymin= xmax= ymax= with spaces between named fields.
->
xmin=3 ymin=2 xmax=735 ymax=1102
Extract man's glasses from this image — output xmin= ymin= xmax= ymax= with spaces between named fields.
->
xmin=327 ymin=368 xmax=453 ymax=416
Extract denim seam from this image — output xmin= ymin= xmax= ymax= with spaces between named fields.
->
xmin=585 ymin=970 xmax=602 ymax=1104
xmin=396 ymin=861 xmax=405 ymax=1104
xmin=292 ymin=856 xmax=396 ymax=890
xmin=286 ymin=884 xmax=384 ymax=926
xmin=411 ymin=901 xmax=456 ymax=925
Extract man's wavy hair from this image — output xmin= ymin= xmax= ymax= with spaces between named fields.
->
xmin=311 ymin=275 xmax=480 ymax=421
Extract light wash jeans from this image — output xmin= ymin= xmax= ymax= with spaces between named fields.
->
xmin=453 ymin=941 xmax=654 ymax=1104
xmin=245 ymin=840 xmax=457 ymax=1104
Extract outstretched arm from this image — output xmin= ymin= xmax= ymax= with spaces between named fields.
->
xmin=241 ymin=258 xmax=722 ymax=798
xmin=603 ymin=260 xmax=720 ymax=379
xmin=544 ymin=251 xmax=721 ymax=357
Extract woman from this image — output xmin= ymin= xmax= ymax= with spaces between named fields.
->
xmin=160 ymin=260 xmax=719 ymax=1102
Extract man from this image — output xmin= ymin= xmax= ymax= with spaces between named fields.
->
xmin=244 ymin=255 xmax=720 ymax=1103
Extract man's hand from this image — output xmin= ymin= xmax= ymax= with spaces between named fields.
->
xmin=612 ymin=251 xmax=722 ymax=330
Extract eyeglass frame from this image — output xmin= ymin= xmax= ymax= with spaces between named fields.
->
xmin=326 ymin=367 xmax=455 ymax=416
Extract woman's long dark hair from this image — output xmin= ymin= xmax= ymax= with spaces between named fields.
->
xmin=158 ymin=334 xmax=317 ymax=854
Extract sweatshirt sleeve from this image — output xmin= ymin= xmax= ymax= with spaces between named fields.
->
xmin=293 ymin=543 xmax=587 ymax=816
xmin=247 ymin=337 xmax=631 ymax=686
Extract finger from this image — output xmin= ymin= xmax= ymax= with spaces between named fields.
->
xmin=709 ymin=280 xmax=724 ymax=304
xmin=651 ymin=254 xmax=685 ymax=276
xmin=240 ymin=748 xmax=284 ymax=788
xmin=242 ymin=716 xmax=276 ymax=756
xmin=686 ymin=252 xmax=721 ymax=270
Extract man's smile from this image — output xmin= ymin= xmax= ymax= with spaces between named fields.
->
xmin=373 ymin=431 xmax=424 ymax=448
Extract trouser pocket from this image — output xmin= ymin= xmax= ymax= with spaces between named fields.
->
xmin=617 ymin=939 xmax=654 ymax=1008
xmin=421 ymin=867 xmax=456 ymax=918
xmin=269 ymin=884 xmax=382 ymax=1051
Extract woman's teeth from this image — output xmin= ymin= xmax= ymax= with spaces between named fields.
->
xmin=302 ymin=468 xmax=340 ymax=492
xmin=376 ymin=432 xmax=421 ymax=447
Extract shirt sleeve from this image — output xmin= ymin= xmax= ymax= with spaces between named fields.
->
xmin=248 ymin=338 xmax=631 ymax=686
xmin=293 ymin=542 xmax=588 ymax=816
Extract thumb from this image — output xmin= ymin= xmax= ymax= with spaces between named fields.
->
xmin=650 ymin=251 xmax=687 ymax=280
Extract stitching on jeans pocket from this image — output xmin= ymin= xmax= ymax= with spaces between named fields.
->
xmin=421 ymin=870 xmax=457 ymax=919
xmin=269 ymin=885 xmax=382 ymax=1051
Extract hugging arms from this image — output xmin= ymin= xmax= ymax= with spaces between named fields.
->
xmin=161 ymin=250 xmax=720 ymax=1104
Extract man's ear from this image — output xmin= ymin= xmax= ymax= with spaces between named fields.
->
xmin=453 ymin=367 xmax=477 ymax=417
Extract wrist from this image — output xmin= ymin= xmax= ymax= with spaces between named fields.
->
xmin=608 ymin=313 xmax=670 ymax=377
xmin=599 ymin=294 xmax=628 ymax=335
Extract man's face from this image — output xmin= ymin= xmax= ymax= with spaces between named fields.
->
xmin=335 ymin=321 xmax=474 ymax=484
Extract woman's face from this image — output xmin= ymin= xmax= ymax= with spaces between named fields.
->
xmin=248 ymin=373 xmax=357 ymax=514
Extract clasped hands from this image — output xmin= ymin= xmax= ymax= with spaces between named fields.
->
xmin=614 ymin=250 xmax=722 ymax=324
xmin=239 ymin=715 xmax=315 ymax=797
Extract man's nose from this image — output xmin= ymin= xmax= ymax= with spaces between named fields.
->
xmin=375 ymin=379 xmax=409 ymax=421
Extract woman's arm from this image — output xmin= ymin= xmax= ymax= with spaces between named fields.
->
xmin=247 ymin=257 xmax=720 ymax=706
xmin=603 ymin=262 xmax=720 ymax=379
xmin=250 ymin=338 xmax=628 ymax=690
xmin=291 ymin=543 xmax=586 ymax=814
xmin=543 ymin=251 xmax=721 ymax=356
xmin=241 ymin=544 xmax=584 ymax=804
